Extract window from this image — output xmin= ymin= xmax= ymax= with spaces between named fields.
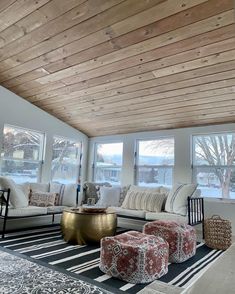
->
xmin=51 ymin=136 xmax=81 ymax=184
xmin=1 ymin=124 xmax=45 ymax=183
xmin=135 ymin=138 xmax=174 ymax=187
xmin=193 ymin=133 xmax=235 ymax=199
xmin=93 ymin=142 xmax=123 ymax=184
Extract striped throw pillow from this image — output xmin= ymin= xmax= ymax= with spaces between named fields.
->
xmin=121 ymin=190 xmax=166 ymax=212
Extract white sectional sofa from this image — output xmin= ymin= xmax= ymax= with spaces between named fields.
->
xmin=0 ymin=177 xmax=79 ymax=237
xmin=83 ymin=183 xmax=204 ymax=231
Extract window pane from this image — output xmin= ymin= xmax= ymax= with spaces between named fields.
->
xmin=194 ymin=167 xmax=235 ymax=199
xmin=1 ymin=159 xmax=40 ymax=183
xmin=2 ymin=125 xmax=44 ymax=161
xmin=96 ymin=143 xmax=123 ymax=166
xmin=193 ymin=133 xmax=235 ymax=199
xmin=0 ymin=125 xmax=44 ymax=183
xmin=51 ymin=136 xmax=81 ymax=184
xmin=95 ymin=167 xmax=122 ymax=184
xmin=193 ymin=133 xmax=235 ymax=166
xmin=138 ymin=139 xmax=174 ymax=165
xmin=137 ymin=167 xmax=173 ymax=187
xmin=94 ymin=142 xmax=123 ymax=184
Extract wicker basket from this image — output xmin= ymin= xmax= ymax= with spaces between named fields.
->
xmin=204 ymin=215 xmax=232 ymax=250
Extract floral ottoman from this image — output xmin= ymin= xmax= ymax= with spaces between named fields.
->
xmin=143 ymin=220 xmax=196 ymax=263
xmin=99 ymin=231 xmax=169 ymax=283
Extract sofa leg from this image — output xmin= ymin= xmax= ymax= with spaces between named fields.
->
xmin=2 ymin=216 xmax=7 ymax=238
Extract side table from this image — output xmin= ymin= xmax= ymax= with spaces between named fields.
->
xmin=60 ymin=207 xmax=117 ymax=245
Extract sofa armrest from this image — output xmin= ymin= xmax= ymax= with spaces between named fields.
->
xmin=187 ymin=196 xmax=204 ymax=229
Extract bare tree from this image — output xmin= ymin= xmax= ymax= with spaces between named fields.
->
xmin=51 ymin=139 xmax=69 ymax=179
xmin=195 ymin=135 xmax=235 ymax=198
xmin=146 ymin=139 xmax=174 ymax=159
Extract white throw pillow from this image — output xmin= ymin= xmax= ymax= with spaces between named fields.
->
xmin=30 ymin=182 xmax=49 ymax=193
xmin=62 ymin=184 xmax=77 ymax=206
xmin=165 ymin=183 xmax=197 ymax=216
xmin=97 ymin=186 xmax=121 ymax=208
xmin=17 ymin=182 xmax=31 ymax=200
xmin=0 ymin=177 xmax=28 ymax=208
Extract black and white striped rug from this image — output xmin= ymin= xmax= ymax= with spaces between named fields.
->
xmin=0 ymin=226 xmax=225 ymax=294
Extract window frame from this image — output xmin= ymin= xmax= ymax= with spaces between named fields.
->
xmin=192 ymin=131 xmax=235 ymax=199
xmin=51 ymin=135 xmax=82 ymax=184
xmin=1 ymin=124 xmax=45 ymax=183
xmin=135 ymin=136 xmax=175 ymax=186
xmin=92 ymin=141 xmax=123 ymax=184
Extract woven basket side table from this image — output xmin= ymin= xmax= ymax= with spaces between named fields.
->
xmin=204 ymin=215 xmax=232 ymax=250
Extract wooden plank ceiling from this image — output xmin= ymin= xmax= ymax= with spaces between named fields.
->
xmin=0 ymin=0 xmax=235 ymax=137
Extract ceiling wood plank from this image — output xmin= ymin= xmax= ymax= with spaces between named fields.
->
xmin=35 ymin=75 xmax=235 ymax=114
xmin=27 ymin=59 xmax=235 ymax=106
xmin=0 ymin=0 xmax=86 ymax=49
xmin=32 ymin=10 xmax=234 ymax=85
xmin=0 ymin=0 xmax=213 ymax=85
xmin=50 ymin=87 xmax=235 ymax=117
xmin=10 ymin=24 xmax=235 ymax=95
xmin=67 ymin=103 xmax=235 ymax=128
xmin=0 ymin=0 xmax=126 ymax=62
xmin=0 ymin=0 xmax=51 ymax=33
xmin=83 ymin=116 xmax=235 ymax=137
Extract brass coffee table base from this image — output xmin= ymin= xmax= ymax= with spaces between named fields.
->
xmin=61 ymin=208 xmax=117 ymax=245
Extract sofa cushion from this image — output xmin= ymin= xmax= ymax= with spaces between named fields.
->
xmin=29 ymin=191 xmax=56 ymax=207
xmin=2 ymin=205 xmax=47 ymax=217
xmin=0 ymin=177 xmax=28 ymax=208
xmin=110 ymin=206 xmax=146 ymax=219
xmin=96 ymin=186 xmax=121 ymax=207
xmin=165 ymin=184 xmax=197 ymax=216
xmin=47 ymin=206 xmax=67 ymax=214
xmin=145 ymin=212 xmax=187 ymax=223
xmin=30 ymin=183 xmax=49 ymax=193
xmin=62 ymin=184 xmax=77 ymax=206
xmin=121 ymin=190 xmax=166 ymax=212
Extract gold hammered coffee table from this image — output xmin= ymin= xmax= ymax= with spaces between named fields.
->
xmin=60 ymin=207 xmax=117 ymax=245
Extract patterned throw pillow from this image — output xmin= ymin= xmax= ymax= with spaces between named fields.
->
xmin=29 ymin=192 xmax=56 ymax=207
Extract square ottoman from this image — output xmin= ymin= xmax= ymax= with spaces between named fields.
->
xmin=99 ymin=231 xmax=169 ymax=284
xmin=143 ymin=220 xmax=196 ymax=263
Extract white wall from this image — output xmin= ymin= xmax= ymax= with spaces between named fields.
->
xmin=0 ymin=86 xmax=88 ymax=185
xmin=88 ymin=123 xmax=235 ymax=234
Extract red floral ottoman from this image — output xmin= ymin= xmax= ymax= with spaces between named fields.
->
xmin=143 ymin=221 xmax=196 ymax=263
xmin=99 ymin=231 xmax=169 ymax=283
